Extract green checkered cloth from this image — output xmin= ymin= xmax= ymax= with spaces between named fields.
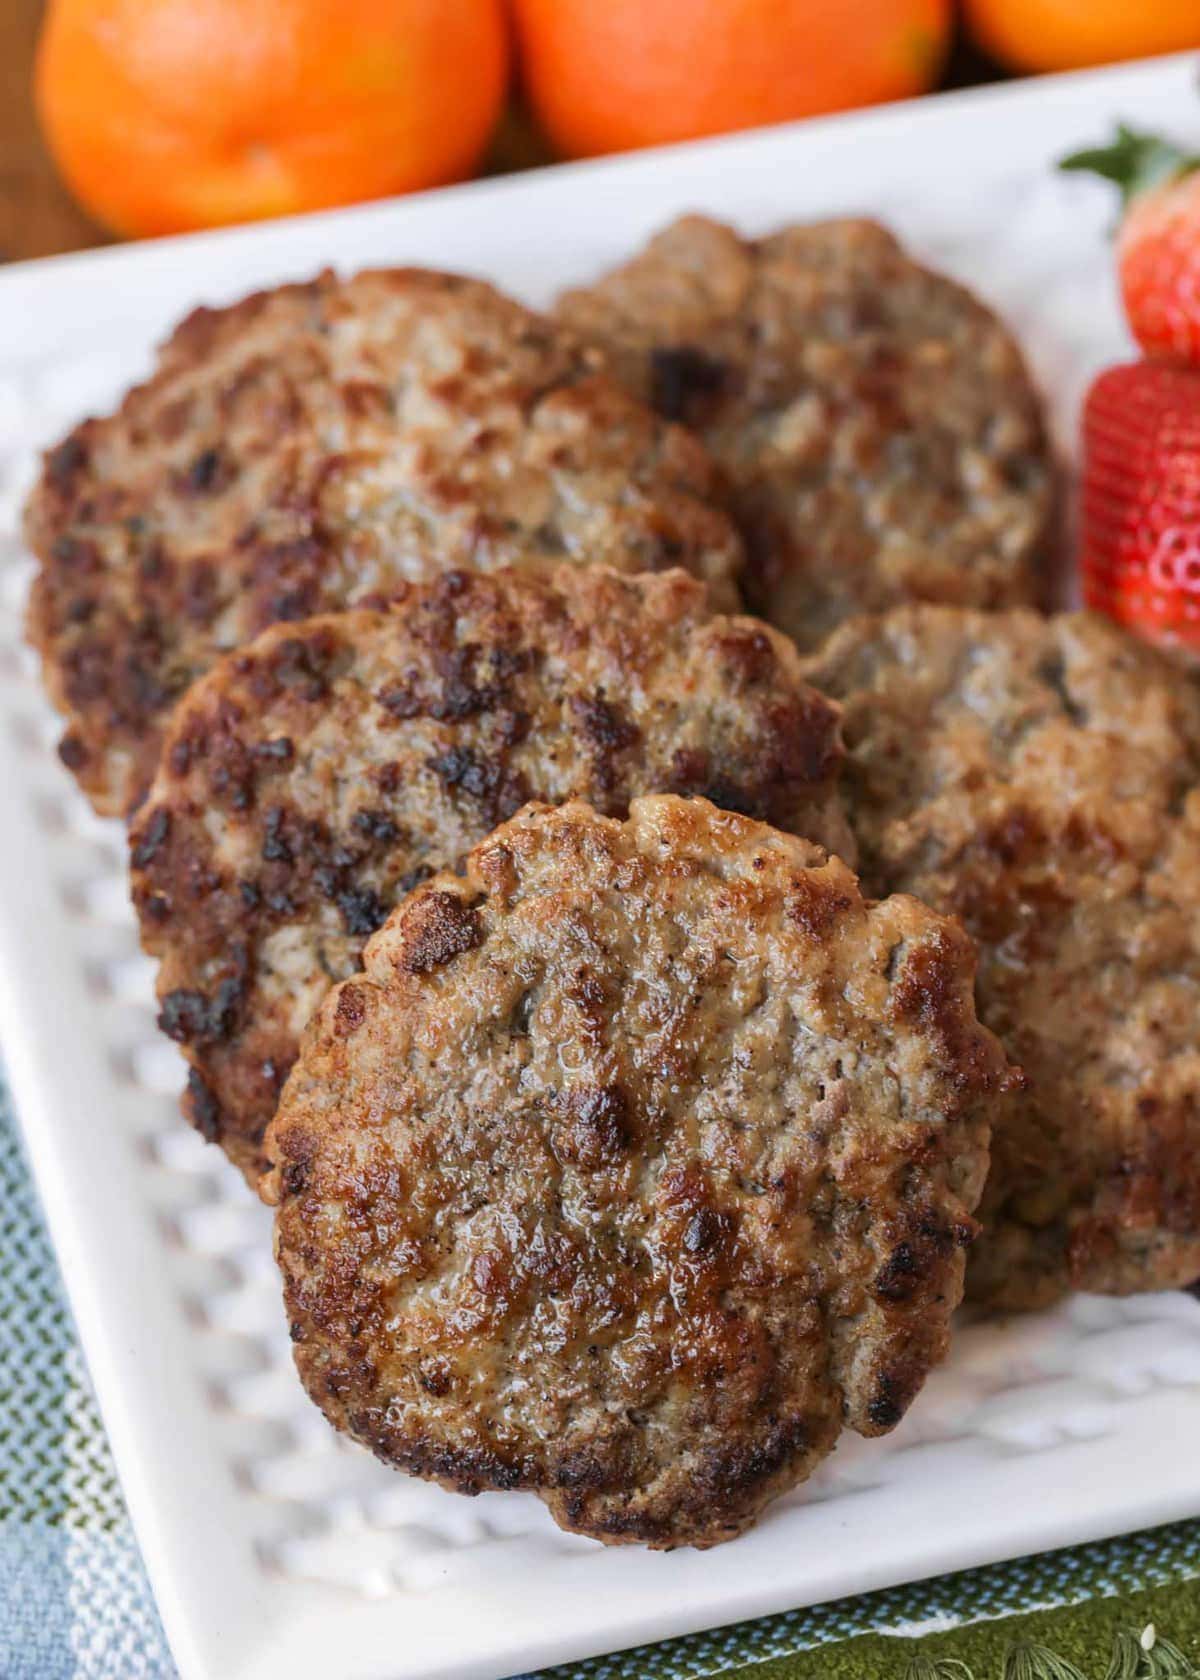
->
xmin=2 ymin=1082 xmax=1198 ymax=1680
xmin=0 ymin=1082 xmax=173 ymax=1679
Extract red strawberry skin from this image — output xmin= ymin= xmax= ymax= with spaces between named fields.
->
xmin=1081 ymin=360 xmax=1200 ymax=652
xmin=1119 ymin=174 xmax=1200 ymax=363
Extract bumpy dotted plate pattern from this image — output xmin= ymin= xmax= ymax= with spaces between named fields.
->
xmin=2 ymin=52 xmax=1199 ymax=1680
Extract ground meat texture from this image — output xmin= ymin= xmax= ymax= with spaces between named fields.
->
xmin=557 ymin=216 xmax=1054 ymax=649
xmin=262 ymin=796 xmax=1011 ymax=1549
xmin=803 ymin=604 xmax=1200 ymax=1309
xmin=24 ymin=266 xmax=744 ymax=816
xmin=130 ymin=565 xmax=853 ymax=1185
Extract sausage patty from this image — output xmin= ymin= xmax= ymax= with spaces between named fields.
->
xmin=803 ymin=604 xmax=1200 ymax=1308
xmin=131 ymin=565 xmax=851 ymax=1183
xmin=25 ymin=266 xmax=743 ymax=815
xmin=558 ymin=216 xmax=1053 ymax=648
xmin=264 ymin=796 xmax=1010 ymax=1547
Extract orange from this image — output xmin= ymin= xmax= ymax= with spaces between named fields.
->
xmin=965 ymin=0 xmax=1200 ymax=72
xmin=511 ymin=0 xmax=950 ymax=160
xmin=35 ymin=0 xmax=510 ymax=238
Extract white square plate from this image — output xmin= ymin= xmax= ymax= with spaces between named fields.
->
xmin=3 ymin=49 xmax=1200 ymax=1680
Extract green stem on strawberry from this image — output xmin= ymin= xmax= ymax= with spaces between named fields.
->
xmin=1061 ymin=120 xmax=1200 ymax=364
xmin=1060 ymin=123 xmax=1200 ymax=207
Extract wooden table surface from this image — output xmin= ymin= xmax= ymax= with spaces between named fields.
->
xmin=1 ymin=0 xmax=108 ymax=262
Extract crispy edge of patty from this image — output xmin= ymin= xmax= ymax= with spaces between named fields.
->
xmin=130 ymin=565 xmax=853 ymax=1184
xmin=25 ymin=265 xmax=745 ymax=816
xmin=557 ymin=214 xmax=1057 ymax=645
xmin=802 ymin=602 xmax=1200 ymax=1308
xmin=264 ymin=795 xmax=1010 ymax=1546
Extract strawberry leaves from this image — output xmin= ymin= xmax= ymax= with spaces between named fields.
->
xmin=1060 ymin=122 xmax=1200 ymax=209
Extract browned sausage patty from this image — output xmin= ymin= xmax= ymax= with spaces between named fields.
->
xmin=558 ymin=216 xmax=1053 ymax=648
xmin=803 ymin=605 xmax=1200 ymax=1309
xmin=25 ymin=267 xmax=743 ymax=816
xmin=263 ymin=796 xmax=1011 ymax=1548
xmin=131 ymin=565 xmax=852 ymax=1184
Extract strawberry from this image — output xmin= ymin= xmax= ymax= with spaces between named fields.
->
xmin=1080 ymin=360 xmax=1200 ymax=653
xmin=1062 ymin=123 xmax=1200 ymax=364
